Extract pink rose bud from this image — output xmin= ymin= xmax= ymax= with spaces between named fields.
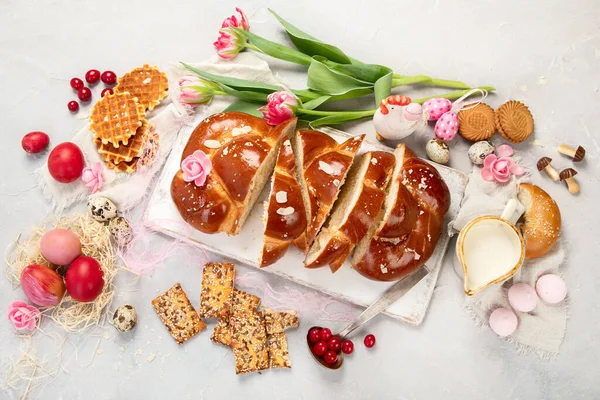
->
xmin=7 ymin=300 xmax=41 ymax=331
xmin=81 ymin=162 xmax=105 ymax=194
xmin=481 ymin=145 xmax=525 ymax=183
xmin=181 ymin=150 xmax=212 ymax=187
xmin=258 ymin=89 xmax=298 ymax=126
xmin=178 ymin=76 xmax=220 ymax=106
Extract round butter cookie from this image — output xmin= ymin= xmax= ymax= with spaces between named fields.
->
xmin=457 ymin=103 xmax=496 ymax=142
xmin=495 ymin=101 xmax=534 ymax=143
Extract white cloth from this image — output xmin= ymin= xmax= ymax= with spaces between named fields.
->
xmin=451 ymin=167 xmax=567 ymax=358
xmin=35 ymin=103 xmax=187 ymax=212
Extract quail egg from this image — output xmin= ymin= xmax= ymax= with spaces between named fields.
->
xmin=468 ymin=141 xmax=495 ymax=165
xmin=425 ymin=138 xmax=450 ymax=165
xmin=113 ymin=304 xmax=137 ymax=332
xmin=88 ymin=196 xmax=118 ymax=223
xmin=109 ymin=217 xmax=133 ymax=248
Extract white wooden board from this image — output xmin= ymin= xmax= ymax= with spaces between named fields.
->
xmin=144 ymin=119 xmax=467 ymax=325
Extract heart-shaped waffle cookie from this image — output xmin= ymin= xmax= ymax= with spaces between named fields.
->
xmin=115 ymin=64 xmax=169 ymax=111
xmin=105 ymin=128 xmax=159 ymax=174
xmin=96 ymin=120 xmax=153 ymax=164
xmin=90 ymin=92 xmax=145 ymax=147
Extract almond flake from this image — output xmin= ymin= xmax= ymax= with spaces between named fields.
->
xmin=318 ymin=161 xmax=335 ymax=175
xmin=232 ymin=126 xmax=252 ymax=136
xmin=333 ymin=179 xmax=340 ymax=187
xmin=276 ymin=207 xmax=295 ymax=216
xmin=204 ymin=140 xmax=221 ymax=149
xmin=371 ymin=157 xmax=378 ymax=165
xmin=275 ymin=191 xmax=288 ymax=203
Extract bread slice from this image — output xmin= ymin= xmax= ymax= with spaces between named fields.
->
xmin=305 ymin=151 xmax=396 ymax=272
xmin=290 ymin=130 xmax=365 ymax=252
xmin=259 ymin=138 xmax=307 ymax=267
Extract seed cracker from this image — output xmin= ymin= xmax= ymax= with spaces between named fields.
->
xmin=199 ymin=263 xmax=235 ymax=319
xmin=267 ymin=333 xmax=291 ymax=369
xmin=263 ymin=308 xmax=299 ymax=335
xmin=210 ymin=289 xmax=261 ymax=347
xmin=230 ymin=310 xmax=269 ymax=374
xmin=151 ymin=283 xmax=205 ymax=344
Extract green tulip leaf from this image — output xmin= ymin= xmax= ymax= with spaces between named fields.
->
xmin=301 ymin=95 xmax=331 ymax=110
xmin=223 ymin=100 xmax=264 ymax=118
xmin=269 ymin=9 xmax=352 ymax=65
xmin=307 ymin=57 xmax=373 ymax=96
xmin=181 ymin=63 xmax=280 ymax=93
xmin=374 ymin=71 xmax=393 ymax=106
xmin=217 ymin=83 xmax=270 ymax=102
xmin=326 ymin=62 xmax=392 ymax=83
xmin=232 ymin=28 xmax=312 ymax=66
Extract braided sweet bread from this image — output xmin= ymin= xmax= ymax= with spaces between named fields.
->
xmin=259 ymin=138 xmax=307 ymax=267
xmin=171 ymin=112 xmax=297 ymax=235
xmin=352 ymin=144 xmax=451 ymax=281
xmin=290 ymin=130 xmax=365 ymax=252
xmin=305 ymin=151 xmax=396 ymax=272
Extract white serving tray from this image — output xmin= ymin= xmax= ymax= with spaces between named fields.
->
xmin=145 ymin=120 xmax=467 ymax=325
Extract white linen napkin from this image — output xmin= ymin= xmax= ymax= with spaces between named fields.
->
xmin=450 ymin=167 xmax=567 ymax=358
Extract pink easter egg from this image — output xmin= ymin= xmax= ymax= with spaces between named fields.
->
xmin=536 ymin=274 xmax=567 ymax=304
xmin=423 ymin=98 xmax=452 ymax=121
xmin=508 ymin=283 xmax=538 ymax=312
xmin=489 ymin=307 xmax=518 ymax=337
xmin=434 ymin=111 xmax=459 ymax=141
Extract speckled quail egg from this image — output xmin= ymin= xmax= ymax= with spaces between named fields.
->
xmin=109 ymin=217 xmax=133 ymax=248
xmin=425 ymin=138 xmax=450 ymax=165
xmin=87 ymin=196 xmax=118 ymax=223
xmin=468 ymin=141 xmax=495 ymax=165
xmin=113 ymin=304 xmax=137 ymax=332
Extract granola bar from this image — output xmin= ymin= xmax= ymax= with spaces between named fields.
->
xmin=267 ymin=333 xmax=291 ymax=369
xmin=151 ymin=283 xmax=205 ymax=344
xmin=199 ymin=263 xmax=235 ymax=319
xmin=230 ymin=310 xmax=269 ymax=374
xmin=263 ymin=308 xmax=299 ymax=335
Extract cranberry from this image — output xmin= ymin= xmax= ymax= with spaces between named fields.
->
xmin=77 ymin=87 xmax=92 ymax=102
xmin=320 ymin=327 xmax=332 ymax=342
xmin=323 ymin=351 xmax=337 ymax=365
xmin=328 ymin=336 xmax=342 ymax=352
xmin=67 ymin=101 xmax=79 ymax=112
xmin=70 ymin=78 xmax=84 ymax=91
xmin=341 ymin=339 xmax=354 ymax=354
xmin=101 ymin=70 xmax=117 ymax=85
xmin=364 ymin=334 xmax=376 ymax=348
xmin=312 ymin=341 xmax=327 ymax=357
xmin=101 ymin=88 xmax=114 ymax=97
xmin=85 ymin=69 xmax=101 ymax=84
xmin=308 ymin=328 xmax=321 ymax=344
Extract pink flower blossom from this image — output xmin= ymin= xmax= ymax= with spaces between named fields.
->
xmin=181 ymin=150 xmax=212 ymax=187
xmin=7 ymin=300 xmax=40 ymax=331
xmin=178 ymin=76 xmax=220 ymax=107
xmin=258 ymin=90 xmax=298 ymax=125
xmin=214 ymin=8 xmax=249 ymax=60
xmin=221 ymin=7 xmax=249 ymax=30
xmin=481 ymin=145 xmax=525 ymax=183
xmin=82 ymin=162 xmax=105 ymax=194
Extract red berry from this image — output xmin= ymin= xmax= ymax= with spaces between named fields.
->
xmin=320 ymin=327 xmax=332 ymax=342
xmin=342 ymin=340 xmax=354 ymax=354
xmin=312 ymin=341 xmax=327 ymax=356
xmin=327 ymin=336 xmax=342 ymax=352
xmin=101 ymin=71 xmax=117 ymax=85
xmin=323 ymin=351 xmax=337 ymax=365
xmin=70 ymin=78 xmax=84 ymax=91
xmin=364 ymin=334 xmax=376 ymax=348
xmin=101 ymin=88 xmax=114 ymax=97
xmin=85 ymin=69 xmax=101 ymax=84
xmin=67 ymin=101 xmax=79 ymax=112
xmin=77 ymin=87 xmax=92 ymax=102
xmin=308 ymin=328 xmax=321 ymax=344
xmin=21 ymin=131 xmax=50 ymax=154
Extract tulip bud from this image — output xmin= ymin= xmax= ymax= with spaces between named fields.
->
xmin=20 ymin=264 xmax=66 ymax=307
xmin=178 ymin=76 xmax=220 ymax=106
xmin=258 ymin=89 xmax=298 ymax=125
